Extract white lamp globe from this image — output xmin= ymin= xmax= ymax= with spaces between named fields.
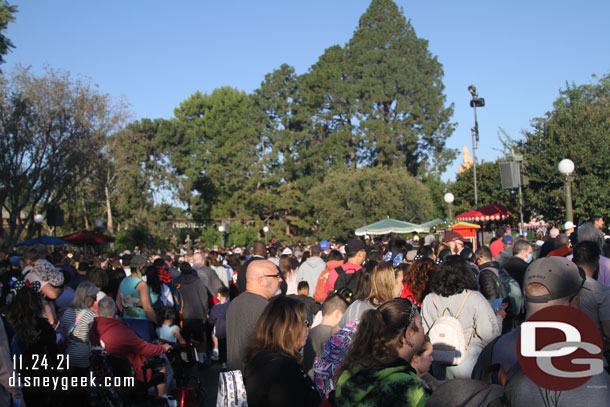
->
xmin=444 ymin=193 xmax=455 ymax=204
xmin=218 ymin=225 xmax=225 ymax=233
xmin=263 ymin=226 xmax=269 ymax=233
xmin=558 ymin=159 xmax=575 ymax=175
xmin=34 ymin=214 xmax=44 ymax=224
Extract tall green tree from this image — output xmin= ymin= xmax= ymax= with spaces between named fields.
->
xmin=520 ymin=73 xmax=610 ymax=222
xmin=107 ymin=118 xmax=174 ymax=228
xmin=171 ymin=87 xmax=264 ymax=220
xmin=310 ymin=166 xmax=433 ymax=240
xmin=0 ymin=2 xmax=16 ymax=68
xmin=345 ymin=0 xmax=456 ymax=173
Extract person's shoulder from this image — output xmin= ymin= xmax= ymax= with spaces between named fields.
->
xmin=310 ymin=324 xmax=332 ymax=337
xmin=468 ymin=289 xmax=489 ymax=302
xmin=83 ymin=308 xmax=97 ymax=319
xmin=250 ymin=350 xmax=297 ymax=370
xmin=61 ymin=307 xmax=77 ymax=321
xmin=231 ymin=292 xmax=267 ymax=307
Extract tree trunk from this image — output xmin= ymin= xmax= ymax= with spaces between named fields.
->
xmin=82 ymin=196 xmax=89 ymax=230
xmin=105 ymin=183 xmax=114 ymax=236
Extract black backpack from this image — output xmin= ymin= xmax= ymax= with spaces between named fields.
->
xmin=333 ymin=266 xmax=360 ymax=294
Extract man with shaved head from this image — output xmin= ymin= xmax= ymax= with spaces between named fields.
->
xmin=226 ymin=260 xmax=282 ymax=370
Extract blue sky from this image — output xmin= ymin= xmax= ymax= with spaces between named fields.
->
xmin=5 ymin=0 xmax=610 ymax=181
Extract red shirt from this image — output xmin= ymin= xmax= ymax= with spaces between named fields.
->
xmin=89 ymin=317 xmax=165 ymax=382
xmin=490 ymin=238 xmax=504 ymax=259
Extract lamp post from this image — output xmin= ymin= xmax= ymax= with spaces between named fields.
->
xmin=558 ymin=159 xmax=575 ymax=223
xmin=263 ymin=226 xmax=269 ymax=245
xmin=34 ymin=214 xmax=44 ymax=243
xmin=218 ymin=225 xmax=225 ymax=249
xmin=468 ymin=85 xmax=485 ymax=209
xmin=444 ymin=193 xmax=454 ymax=224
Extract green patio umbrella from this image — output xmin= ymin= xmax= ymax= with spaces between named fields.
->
xmin=355 ymin=218 xmax=429 ymax=236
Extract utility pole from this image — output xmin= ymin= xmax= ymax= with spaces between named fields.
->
xmin=468 ymin=85 xmax=485 ymax=209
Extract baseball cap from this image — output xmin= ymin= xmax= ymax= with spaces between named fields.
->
xmin=345 ymin=238 xmax=366 ymax=256
xmin=424 ymin=234 xmax=435 ymax=246
xmin=501 ymin=235 xmax=514 ymax=245
xmin=234 ymin=247 xmax=243 ymax=255
xmin=9 ymin=256 xmax=20 ymax=264
xmin=442 ymin=231 xmax=465 ymax=243
xmin=564 ymin=221 xmax=576 ymax=229
xmin=129 ymin=255 xmax=146 ymax=268
xmin=281 ymin=247 xmax=293 ymax=256
xmin=320 ymin=240 xmax=330 ymax=250
xmin=523 ymin=257 xmax=586 ymax=303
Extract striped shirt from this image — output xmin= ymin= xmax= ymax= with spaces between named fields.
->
xmin=60 ymin=307 xmax=96 ymax=368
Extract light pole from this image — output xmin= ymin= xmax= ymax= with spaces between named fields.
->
xmin=444 ymin=193 xmax=454 ymax=224
xmin=263 ymin=226 xmax=269 ymax=245
xmin=558 ymin=159 xmax=575 ymax=223
xmin=218 ymin=225 xmax=225 ymax=249
xmin=34 ymin=214 xmax=44 ymax=243
xmin=468 ymin=85 xmax=485 ymax=209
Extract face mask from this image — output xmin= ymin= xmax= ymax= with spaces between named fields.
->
xmin=525 ymin=253 xmax=533 ymax=264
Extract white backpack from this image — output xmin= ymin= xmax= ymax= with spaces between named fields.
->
xmin=217 ymin=370 xmax=248 ymax=407
xmin=428 ymin=291 xmax=475 ymax=366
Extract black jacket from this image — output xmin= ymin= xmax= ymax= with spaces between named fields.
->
xmin=504 ymin=257 xmax=528 ymax=289
xmin=244 ymin=351 xmax=321 ymax=407
xmin=478 ymin=261 xmax=504 ymax=300
xmin=174 ymin=273 xmax=209 ymax=320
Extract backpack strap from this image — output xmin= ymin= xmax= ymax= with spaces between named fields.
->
xmin=430 ymin=294 xmax=442 ymax=318
xmin=455 ymin=290 xmax=476 ymax=349
xmin=335 ymin=266 xmax=345 ymax=275
xmin=455 ymin=290 xmax=473 ymax=319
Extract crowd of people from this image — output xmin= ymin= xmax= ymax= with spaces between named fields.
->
xmin=1 ymin=216 xmax=610 ymax=406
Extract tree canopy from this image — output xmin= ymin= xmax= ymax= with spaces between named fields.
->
xmin=520 ymin=73 xmax=610 ymax=223
xmin=310 ymin=166 xmax=434 ymax=240
xmin=0 ymin=66 xmax=126 ymax=247
xmin=0 ymin=2 xmax=16 ymax=68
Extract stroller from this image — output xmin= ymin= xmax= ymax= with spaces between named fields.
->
xmin=90 ymin=351 xmax=170 ymax=407
xmin=166 ymin=343 xmax=207 ymax=407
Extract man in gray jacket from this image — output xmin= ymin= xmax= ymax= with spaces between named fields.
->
xmin=297 ymin=244 xmax=326 ymax=299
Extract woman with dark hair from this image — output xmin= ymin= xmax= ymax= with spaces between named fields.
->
xmin=244 ymin=296 xmax=321 ymax=407
xmin=300 ymin=250 xmax=311 ymax=265
xmin=7 ymin=280 xmax=61 ymax=406
xmin=206 ymin=251 xmax=230 ymax=287
xmin=402 ymin=258 xmax=437 ymax=306
xmin=279 ymin=254 xmax=298 ymax=295
xmin=421 ymin=255 xmax=500 ymax=380
xmin=335 ymin=298 xmax=428 ymax=407
xmin=416 ymin=245 xmax=435 ymax=260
